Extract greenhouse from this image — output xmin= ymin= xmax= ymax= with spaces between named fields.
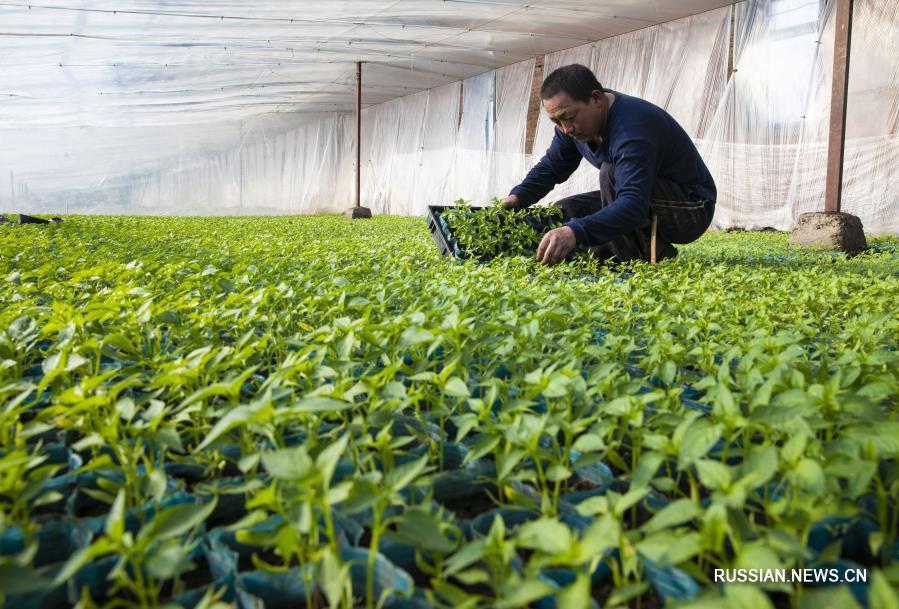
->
xmin=1 ymin=1 xmax=898 ymax=608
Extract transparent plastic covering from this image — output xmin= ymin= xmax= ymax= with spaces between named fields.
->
xmin=0 ymin=0 xmax=896 ymax=234
xmin=703 ymin=0 xmax=899 ymax=233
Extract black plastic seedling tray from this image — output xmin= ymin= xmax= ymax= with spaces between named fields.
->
xmin=427 ymin=204 xmax=486 ymax=259
xmin=428 ymin=205 xmax=576 ymax=262
xmin=427 ymin=204 xmax=570 ymax=261
xmin=16 ymin=214 xmax=63 ymax=224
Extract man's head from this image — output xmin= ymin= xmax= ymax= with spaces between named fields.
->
xmin=540 ymin=64 xmax=608 ymax=143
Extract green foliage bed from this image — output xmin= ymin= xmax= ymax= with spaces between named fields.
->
xmin=0 ymin=215 xmax=897 ymax=609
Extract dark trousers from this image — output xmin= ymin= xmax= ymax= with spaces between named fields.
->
xmin=556 ymin=163 xmax=715 ymax=262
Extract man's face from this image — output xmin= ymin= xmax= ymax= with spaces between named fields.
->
xmin=543 ymin=90 xmax=606 ymax=143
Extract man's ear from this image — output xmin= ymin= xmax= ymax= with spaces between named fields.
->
xmin=591 ymin=89 xmax=604 ymax=105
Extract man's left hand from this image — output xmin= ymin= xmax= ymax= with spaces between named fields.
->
xmin=536 ymin=226 xmax=577 ymax=266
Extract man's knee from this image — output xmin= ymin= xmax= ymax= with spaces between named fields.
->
xmin=554 ymin=191 xmax=604 ymax=220
xmin=654 ymin=200 xmax=715 ymax=244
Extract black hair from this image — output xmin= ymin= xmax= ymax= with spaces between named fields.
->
xmin=540 ymin=64 xmax=604 ymax=103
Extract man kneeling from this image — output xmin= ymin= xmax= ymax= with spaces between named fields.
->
xmin=503 ymin=64 xmax=717 ymax=265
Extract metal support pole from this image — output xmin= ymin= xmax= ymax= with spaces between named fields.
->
xmin=823 ymin=0 xmax=853 ymax=213
xmin=355 ymin=61 xmax=362 ymax=209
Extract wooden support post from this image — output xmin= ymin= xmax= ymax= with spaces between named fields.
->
xmin=823 ymin=0 xmax=853 ymax=213
xmin=727 ymin=4 xmax=735 ymax=81
xmin=525 ymin=56 xmax=545 ymax=155
xmin=355 ymin=60 xmax=362 ymax=209
xmin=650 ymin=215 xmax=658 ymax=264
xmin=345 ymin=62 xmax=371 ymax=218
xmin=788 ymin=0 xmax=866 ymax=254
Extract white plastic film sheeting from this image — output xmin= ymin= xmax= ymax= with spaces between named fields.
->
xmin=702 ymin=0 xmax=833 ymax=230
xmin=0 ymin=110 xmax=355 ymax=215
xmin=357 ymin=60 xmax=534 ymax=215
xmin=361 ymin=92 xmax=430 ymax=215
xmin=702 ymin=0 xmax=899 ymax=233
xmin=451 ymin=71 xmax=496 ymax=204
xmin=488 ymin=60 xmax=536 ymax=201
xmin=238 ymin=113 xmax=356 ymax=214
xmin=123 ymin=112 xmax=355 ymax=214
xmin=815 ymin=0 xmax=899 ymax=233
xmin=413 ymin=83 xmax=464 ymax=209
xmin=451 ymin=60 xmax=536 ymax=206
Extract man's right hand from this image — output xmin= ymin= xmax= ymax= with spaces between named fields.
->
xmin=501 ymin=194 xmax=521 ymax=209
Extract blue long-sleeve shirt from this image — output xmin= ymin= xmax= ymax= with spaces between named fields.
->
xmin=509 ymin=90 xmax=716 ymax=246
